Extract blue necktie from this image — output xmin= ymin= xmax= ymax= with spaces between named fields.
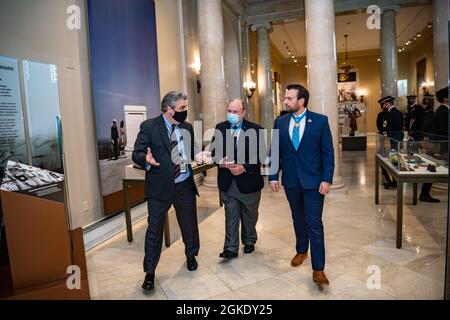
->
xmin=292 ymin=113 xmax=306 ymax=150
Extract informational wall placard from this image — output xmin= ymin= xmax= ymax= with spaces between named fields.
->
xmin=22 ymin=60 xmax=62 ymax=173
xmin=0 ymin=56 xmax=27 ymax=167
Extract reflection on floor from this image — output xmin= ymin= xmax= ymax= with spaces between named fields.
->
xmin=86 ymin=146 xmax=447 ymax=300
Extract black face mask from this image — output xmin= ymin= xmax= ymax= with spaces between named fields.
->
xmin=172 ymin=110 xmax=187 ymax=123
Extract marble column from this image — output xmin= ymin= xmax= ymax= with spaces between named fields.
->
xmin=305 ymin=0 xmax=344 ymax=189
xmin=380 ymin=6 xmax=400 ymax=98
xmin=251 ymin=22 xmax=274 ymax=130
xmin=433 ymin=0 xmax=449 ymax=90
xmin=197 ymin=0 xmax=227 ymax=187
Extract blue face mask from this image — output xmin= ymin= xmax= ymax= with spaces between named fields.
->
xmin=227 ymin=113 xmax=240 ymax=125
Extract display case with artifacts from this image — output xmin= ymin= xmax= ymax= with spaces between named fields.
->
xmin=375 ymin=132 xmax=448 ymax=249
xmin=338 ymin=101 xmax=367 ymax=151
xmin=0 ymin=161 xmax=90 ymax=299
xmin=376 ymin=132 xmax=448 ymax=174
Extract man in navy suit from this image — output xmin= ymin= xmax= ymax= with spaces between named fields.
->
xmin=269 ymin=84 xmax=334 ymax=286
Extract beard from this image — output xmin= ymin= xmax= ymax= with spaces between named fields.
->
xmin=286 ymin=104 xmax=300 ymax=113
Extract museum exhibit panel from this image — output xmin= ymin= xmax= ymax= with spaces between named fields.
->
xmin=338 ymin=100 xmax=367 ymax=151
xmin=0 ymin=162 xmax=89 ymax=299
xmin=0 ymin=56 xmax=89 ymax=299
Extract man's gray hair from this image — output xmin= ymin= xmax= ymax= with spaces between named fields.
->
xmin=161 ymin=91 xmax=188 ymax=112
xmin=227 ymin=98 xmax=246 ymax=110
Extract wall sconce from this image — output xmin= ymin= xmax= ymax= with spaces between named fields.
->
xmin=190 ymin=59 xmax=201 ymax=94
xmin=244 ymin=80 xmax=256 ymax=99
xmin=420 ymin=81 xmax=434 ymax=95
xmin=357 ymin=89 xmax=366 ymax=103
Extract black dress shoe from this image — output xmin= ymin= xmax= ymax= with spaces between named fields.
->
xmin=219 ymin=250 xmax=238 ymax=259
xmin=243 ymin=244 xmax=255 ymax=254
xmin=384 ymin=181 xmax=397 ymax=190
xmin=187 ymin=257 xmax=198 ymax=271
xmin=142 ymin=273 xmax=155 ymax=291
xmin=419 ymin=195 xmax=440 ymax=203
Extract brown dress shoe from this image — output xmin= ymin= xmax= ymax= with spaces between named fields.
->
xmin=313 ymin=271 xmax=329 ymax=286
xmin=291 ymin=253 xmax=308 ymax=267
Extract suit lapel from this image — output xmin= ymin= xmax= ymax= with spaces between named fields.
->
xmin=298 ymin=111 xmax=312 ymax=150
xmin=237 ymin=119 xmax=247 ymax=143
xmin=157 ymin=115 xmax=171 ymax=152
xmin=281 ymin=115 xmax=296 ymax=152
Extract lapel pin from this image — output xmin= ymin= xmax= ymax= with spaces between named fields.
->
xmin=308 ymin=119 xmax=312 ymax=123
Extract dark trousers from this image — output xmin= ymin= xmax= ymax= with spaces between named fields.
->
xmin=112 ymin=139 xmax=119 ymax=159
xmin=285 ymin=186 xmax=325 ymax=271
xmin=220 ymin=180 xmax=261 ymax=253
xmin=143 ymin=179 xmax=199 ymax=274
xmin=381 ymin=168 xmax=394 ymax=183
xmin=420 ymin=183 xmax=432 ymax=196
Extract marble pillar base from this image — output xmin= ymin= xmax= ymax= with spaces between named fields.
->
xmin=203 ymin=166 xmax=218 ymax=188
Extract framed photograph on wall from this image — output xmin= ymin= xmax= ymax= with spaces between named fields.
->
xmin=337 ymin=71 xmax=358 ymax=102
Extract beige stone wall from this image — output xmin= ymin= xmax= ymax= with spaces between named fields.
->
xmin=155 ymin=0 xmax=185 ymax=99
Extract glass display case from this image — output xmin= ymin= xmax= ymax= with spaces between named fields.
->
xmin=338 ymin=101 xmax=367 ymax=150
xmin=376 ymin=131 xmax=448 ymax=173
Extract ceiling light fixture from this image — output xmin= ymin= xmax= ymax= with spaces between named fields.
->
xmin=340 ymin=34 xmax=354 ymax=78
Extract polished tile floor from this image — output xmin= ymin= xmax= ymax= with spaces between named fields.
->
xmin=86 ymin=146 xmax=448 ymax=300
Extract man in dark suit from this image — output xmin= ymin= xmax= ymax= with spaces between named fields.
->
xmin=406 ymin=95 xmax=425 ymax=138
xmin=269 ymin=84 xmax=334 ymax=286
xmin=111 ymin=119 xmax=119 ymax=160
xmin=132 ymin=91 xmax=200 ymax=291
xmin=421 ymin=94 xmax=435 ymax=134
xmin=417 ymin=86 xmax=450 ymax=203
xmin=211 ymin=99 xmax=264 ymax=259
xmin=433 ymin=87 xmax=448 ymax=138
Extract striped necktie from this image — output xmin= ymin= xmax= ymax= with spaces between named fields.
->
xmin=170 ymin=124 xmax=181 ymax=179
